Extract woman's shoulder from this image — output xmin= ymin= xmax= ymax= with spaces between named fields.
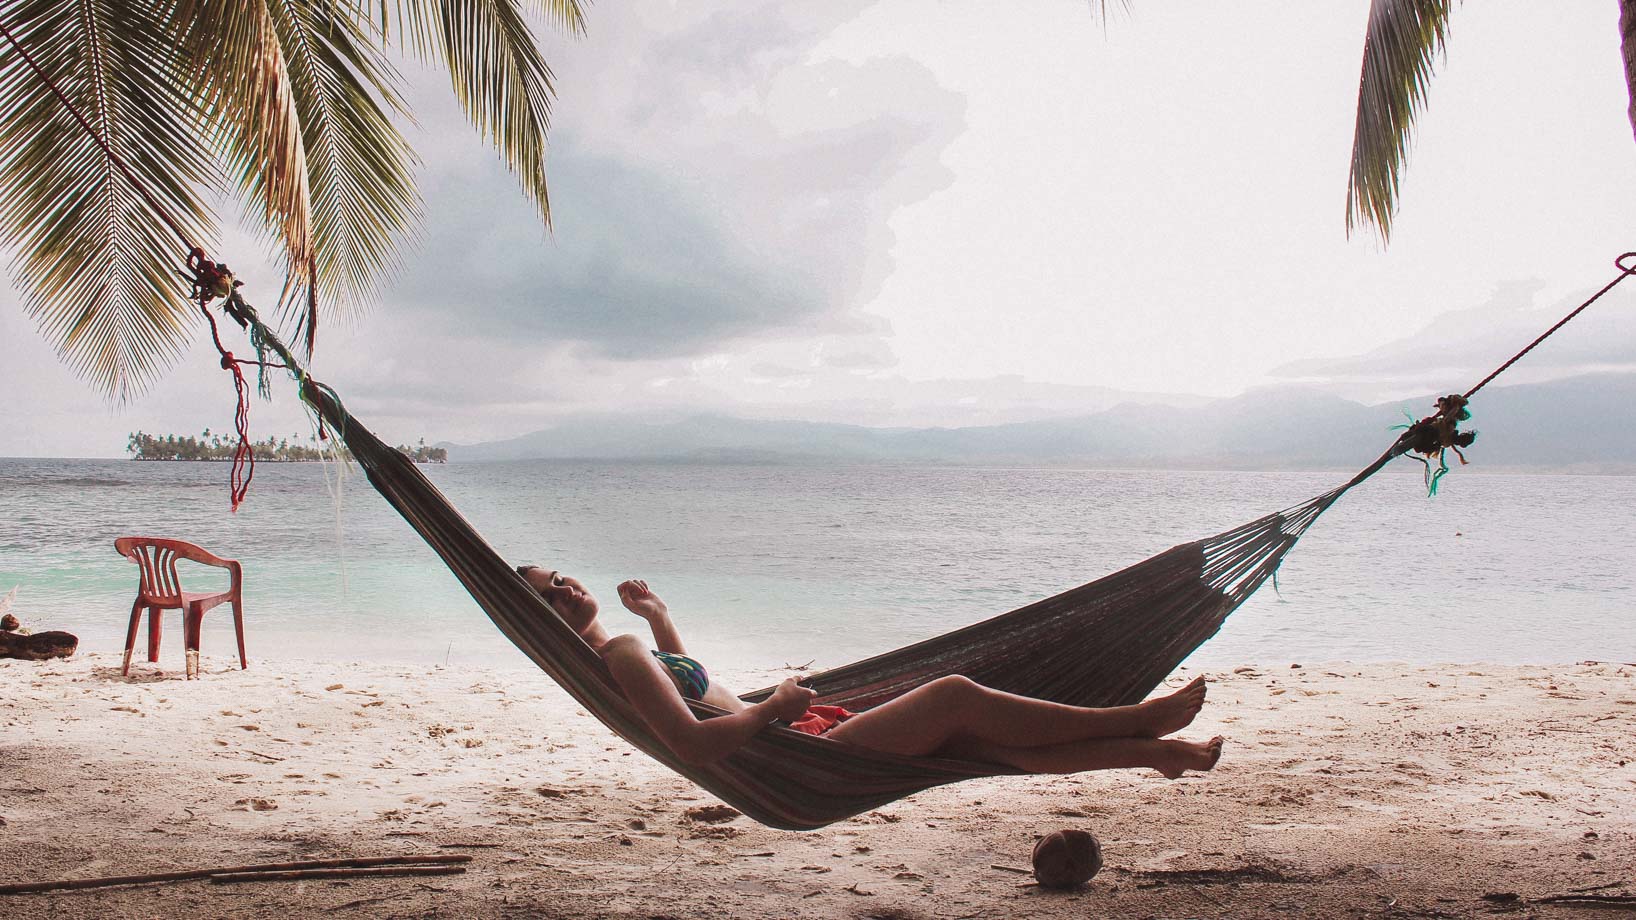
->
xmin=596 ymin=633 xmax=648 ymax=658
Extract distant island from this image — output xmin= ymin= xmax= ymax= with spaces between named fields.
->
xmin=126 ymin=430 xmax=446 ymax=463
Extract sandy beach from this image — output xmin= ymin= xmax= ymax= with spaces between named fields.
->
xmin=1 ymin=652 xmax=1632 ymax=918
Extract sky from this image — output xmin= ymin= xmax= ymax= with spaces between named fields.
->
xmin=4 ymin=0 xmax=1636 ymax=458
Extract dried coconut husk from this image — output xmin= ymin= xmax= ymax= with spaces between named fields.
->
xmin=1031 ymin=829 xmax=1103 ymax=889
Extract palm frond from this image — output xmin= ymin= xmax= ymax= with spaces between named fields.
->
xmin=1620 ymin=0 xmax=1636 ymax=147
xmin=385 ymin=0 xmax=584 ymax=228
xmin=1087 ymin=0 xmax=1130 ymax=27
xmin=173 ymin=0 xmax=314 ymax=312
xmin=187 ymin=0 xmax=420 ymax=355
xmin=1346 ymin=0 xmax=1453 ymax=242
xmin=270 ymin=0 xmax=419 ymax=353
xmin=0 ymin=0 xmax=219 ymax=400
xmin=525 ymin=0 xmax=584 ymax=37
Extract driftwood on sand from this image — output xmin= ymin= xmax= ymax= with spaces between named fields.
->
xmin=0 ymin=629 xmax=77 ymax=661
xmin=210 ymin=865 xmax=468 ymax=884
xmin=0 ymin=854 xmax=472 ymax=894
xmin=0 ymin=600 xmax=78 ymax=660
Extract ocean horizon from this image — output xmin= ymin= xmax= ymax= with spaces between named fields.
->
xmin=3 ymin=457 xmax=1632 ymax=674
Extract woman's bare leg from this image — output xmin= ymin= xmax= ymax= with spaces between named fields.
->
xmin=941 ymin=734 xmax=1226 ymax=778
xmin=824 ymin=675 xmax=1207 ymax=755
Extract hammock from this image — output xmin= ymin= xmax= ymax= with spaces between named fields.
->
xmin=179 ymin=251 xmax=1636 ymax=828
xmin=296 ymin=379 xmax=1406 ymax=830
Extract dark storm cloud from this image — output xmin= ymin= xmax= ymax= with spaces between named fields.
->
xmin=386 ymin=148 xmax=818 ymax=356
xmin=371 ymin=0 xmax=964 ymax=363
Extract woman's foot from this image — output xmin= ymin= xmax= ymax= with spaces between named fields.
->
xmin=1154 ymin=735 xmax=1225 ymax=779
xmin=1138 ymin=676 xmax=1207 ymax=737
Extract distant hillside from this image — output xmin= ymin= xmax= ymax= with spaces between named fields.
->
xmin=446 ymin=372 xmax=1636 ymax=471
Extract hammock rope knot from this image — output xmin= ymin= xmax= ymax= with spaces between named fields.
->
xmin=1397 ymin=394 xmax=1475 ymax=495
xmin=187 ymin=248 xmax=237 ymax=303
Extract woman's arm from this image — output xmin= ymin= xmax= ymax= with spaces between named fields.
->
xmin=601 ymin=634 xmax=814 ymax=765
xmin=618 ymin=580 xmax=686 ymax=655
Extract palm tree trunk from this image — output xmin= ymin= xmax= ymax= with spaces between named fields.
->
xmin=1621 ymin=0 xmax=1636 ymax=144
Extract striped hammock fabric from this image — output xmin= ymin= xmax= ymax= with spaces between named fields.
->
xmin=300 ymin=380 xmax=1404 ymax=830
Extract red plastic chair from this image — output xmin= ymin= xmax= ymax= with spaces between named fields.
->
xmin=114 ymin=537 xmax=246 ymax=678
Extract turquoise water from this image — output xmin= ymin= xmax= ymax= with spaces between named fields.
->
xmin=1 ymin=457 xmax=1631 ymax=671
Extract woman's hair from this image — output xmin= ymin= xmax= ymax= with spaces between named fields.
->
xmin=514 ymin=564 xmax=537 ymax=578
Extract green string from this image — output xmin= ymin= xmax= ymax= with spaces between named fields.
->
xmin=248 ymin=322 xmax=273 ymax=400
xmin=219 ymin=291 xmax=352 ymax=443
xmin=1426 ymin=450 xmax=1450 ymax=496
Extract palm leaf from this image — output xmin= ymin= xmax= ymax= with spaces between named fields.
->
xmin=1088 ymin=0 xmax=1130 ymax=26
xmin=0 ymin=0 xmax=219 ymax=400
xmin=173 ymin=0 xmax=314 ymax=319
xmin=2 ymin=0 xmax=573 ymax=390
xmin=1621 ymin=0 xmax=1636 ymax=147
xmin=526 ymin=0 xmax=584 ymax=36
xmin=269 ymin=0 xmax=419 ymax=352
xmin=383 ymin=0 xmax=584 ymax=228
xmin=1346 ymin=0 xmax=1453 ymax=242
xmin=174 ymin=0 xmax=419 ymax=356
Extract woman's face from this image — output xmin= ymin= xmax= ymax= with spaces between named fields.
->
xmin=522 ymin=567 xmax=599 ymax=635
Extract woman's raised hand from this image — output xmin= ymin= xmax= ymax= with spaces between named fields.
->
xmin=617 ymin=579 xmax=668 ymax=621
xmin=767 ymin=677 xmax=817 ymax=722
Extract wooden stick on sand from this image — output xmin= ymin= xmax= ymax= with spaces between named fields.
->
xmin=0 ymin=854 xmax=472 ymax=895
xmin=211 ymin=865 xmax=466 ymax=884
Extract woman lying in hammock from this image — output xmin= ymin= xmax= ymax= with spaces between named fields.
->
xmin=519 ymin=566 xmax=1224 ymax=777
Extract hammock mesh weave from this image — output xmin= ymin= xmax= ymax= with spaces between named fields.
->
xmin=301 ymin=381 xmax=1405 ymax=830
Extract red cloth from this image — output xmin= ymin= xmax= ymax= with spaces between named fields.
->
xmin=789 ymin=704 xmax=856 ymax=736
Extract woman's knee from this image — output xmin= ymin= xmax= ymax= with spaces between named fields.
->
xmin=925 ymin=674 xmax=981 ymax=700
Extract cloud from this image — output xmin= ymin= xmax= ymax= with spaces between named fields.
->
xmin=382 ymin=0 xmax=962 ymax=363
xmin=749 ymin=362 xmax=807 ymax=379
xmin=818 ymin=337 xmax=895 ymax=369
xmin=1269 ymin=280 xmax=1636 ymax=398
xmin=387 ymin=149 xmax=820 ymax=357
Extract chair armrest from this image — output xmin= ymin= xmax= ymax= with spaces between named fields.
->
xmin=170 ymin=543 xmax=242 ymax=592
xmin=171 ymin=542 xmax=238 ymax=571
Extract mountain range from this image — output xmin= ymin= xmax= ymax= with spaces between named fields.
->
xmin=445 ymin=371 xmax=1636 ymax=472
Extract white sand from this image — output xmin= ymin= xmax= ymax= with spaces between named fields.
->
xmin=2 ymin=651 xmax=1633 ymax=918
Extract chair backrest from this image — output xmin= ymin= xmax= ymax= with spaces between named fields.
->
xmin=113 ymin=537 xmax=223 ymax=605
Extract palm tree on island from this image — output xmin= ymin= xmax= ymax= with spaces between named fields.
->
xmin=0 ymin=0 xmax=583 ymax=400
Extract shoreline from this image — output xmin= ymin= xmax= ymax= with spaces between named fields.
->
xmin=2 ymin=653 xmax=1632 ymax=918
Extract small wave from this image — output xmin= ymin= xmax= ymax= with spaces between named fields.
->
xmin=0 ymin=475 xmax=131 ymax=489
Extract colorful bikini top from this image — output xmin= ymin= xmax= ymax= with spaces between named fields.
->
xmin=652 ymin=650 xmax=710 ymax=702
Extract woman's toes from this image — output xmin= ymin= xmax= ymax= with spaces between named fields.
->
xmin=1154 ymin=737 xmax=1225 ymax=779
xmin=1206 ymin=736 xmax=1226 ymax=769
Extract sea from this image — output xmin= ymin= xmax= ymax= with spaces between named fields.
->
xmin=1 ymin=457 xmax=1631 ymax=673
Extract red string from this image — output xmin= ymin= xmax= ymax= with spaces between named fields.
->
xmin=197 ymin=287 xmax=258 ymax=512
xmin=222 ymin=351 xmax=254 ymax=512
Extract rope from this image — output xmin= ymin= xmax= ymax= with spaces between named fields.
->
xmin=1463 ymin=252 xmax=1636 ymax=400
xmin=222 ymin=346 xmax=253 ymax=512
xmin=196 ymin=289 xmax=261 ymax=512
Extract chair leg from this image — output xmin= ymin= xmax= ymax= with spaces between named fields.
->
xmin=121 ymin=599 xmax=144 ymax=676
xmin=147 ymin=607 xmax=163 ymax=662
xmin=231 ymin=598 xmax=247 ymax=670
xmin=184 ymin=604 xmax=204 ymax=680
